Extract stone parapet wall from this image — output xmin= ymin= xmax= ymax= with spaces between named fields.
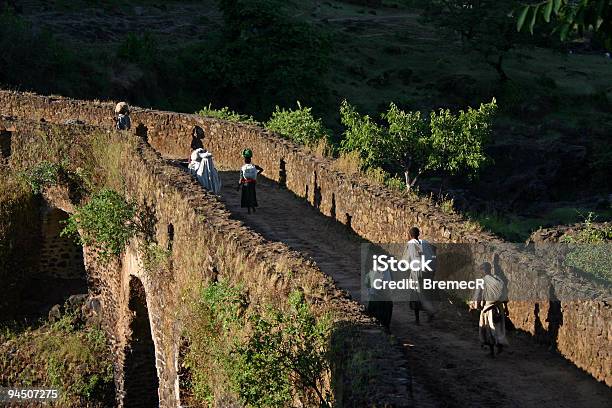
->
xmin=0 ymin=90 xmax=609 ymax=386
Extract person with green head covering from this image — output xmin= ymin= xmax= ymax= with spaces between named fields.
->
xmin=237 ymin=148 xmax=263 ymax=213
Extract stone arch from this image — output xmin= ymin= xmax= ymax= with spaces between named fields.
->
xmin=123 ymin=276 xmax=160 ymax=407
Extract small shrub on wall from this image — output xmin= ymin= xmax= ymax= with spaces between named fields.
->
xmin=62 ymin=188 xmax=138 ymax=259
xmin=182 ymin=281 xmax=332 ymax=407
xmin=198 ymin=104 xmax=259 ymax=125
xmin=18 ymin=160 xmax=63 ymax=194
xmin=266 ymin=102 xmax=331 ymax=146
xmin=18 ymin=159 xmax=89 ymax=198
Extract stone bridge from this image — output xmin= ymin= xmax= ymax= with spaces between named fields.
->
xmin=0 ymin=90 xmax=610 ymax=407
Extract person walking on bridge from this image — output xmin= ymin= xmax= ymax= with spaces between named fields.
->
xmin=403 ymin=227 xmax=436 ymax=325
xmin=472 ymin=261 xmax=509 ymax=357
xmin=188 ymin=126 xmax=222 ymax=194
xmin=114 ymin=102 xmax=131 ymax=130
xmin=237 ymin=149 xmax=263 ymax=214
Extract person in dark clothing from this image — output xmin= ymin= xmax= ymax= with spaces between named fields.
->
xmin=190 ymin=126 xmax=205 ymax=151
xmin=114 ymin=102 xmax=131 ymax=130
xmin=237 ymin=149 xmax=263 ymax=214
xmin=364 ymin=266 xmax=393 ymax=332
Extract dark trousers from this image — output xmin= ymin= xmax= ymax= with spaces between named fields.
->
xmin=367 ymin=300 xmax=393 ymax=329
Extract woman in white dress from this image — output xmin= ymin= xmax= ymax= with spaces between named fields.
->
xmin=187 ymin=127 xmax=222 ymax=194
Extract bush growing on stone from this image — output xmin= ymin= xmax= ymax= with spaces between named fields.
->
xmin=198 ymin=104 xmax=259 ymax=125
xmin=19 ymin=158 xmax=90 ymax=199
xmin=62 ymin=188 xmax=138 ymax=259
xmin=19 ymin=160 xmax=63 ymax=194
xmin=230 ymin=290 xmax=332 ymax=407
xmin=266 ymin=101 xmax=331 ymax=146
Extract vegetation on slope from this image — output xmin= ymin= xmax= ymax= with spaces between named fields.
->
xmin=561 ymin=213 xmax=612 ymax=283
xmin=0 ymin=310 xmax=114 ymax=408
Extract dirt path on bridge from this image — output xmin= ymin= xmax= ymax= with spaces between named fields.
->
xmin=214 ymin=171 xmax=610 ymax=408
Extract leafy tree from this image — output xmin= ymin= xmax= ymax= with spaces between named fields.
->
xmin=383 ymin=104 xmax=429 ymax=188
xmin=428 ymin=101 xmax=497 ymax=180
xmin=423 ymin=0 xmax=530 ymax=80
xmin=339 ymin=100 xmax=388 ymax=169
xmin=517 ymin=0 xmax=612 ymax=49
xmin=340 ymin=99 xmax=497 ymax=189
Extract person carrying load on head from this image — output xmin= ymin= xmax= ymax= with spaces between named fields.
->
xmin=187 ymin=127 xmax=222 ymax=195
xmin=471 ymin=261 xmax=509 ymax=357
xmin=114 ymin=102 xmax=131 ymax=130
xmin=237 ymin=148 xmax=263 ymax=214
